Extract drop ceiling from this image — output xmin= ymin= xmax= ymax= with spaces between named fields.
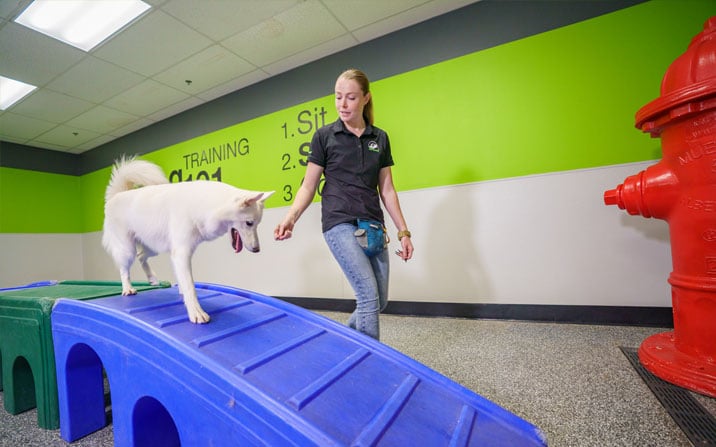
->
xmin=0 ymin=0 xmax=478 ymax=154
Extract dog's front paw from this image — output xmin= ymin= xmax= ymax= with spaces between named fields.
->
xmin=188 ymin=308 xmax=211 ymax=324
xmin=148 ymin=276 xmax=160 ymax=286
xmin=122 ymin=287 xmax=137 ymax=296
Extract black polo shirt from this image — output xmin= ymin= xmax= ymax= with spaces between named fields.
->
xmin=308 ymin=119 xmax=394 ymax=232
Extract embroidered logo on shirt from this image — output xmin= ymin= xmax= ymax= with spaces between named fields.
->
xmin=367 ymin=141 xmax=380 ymax=153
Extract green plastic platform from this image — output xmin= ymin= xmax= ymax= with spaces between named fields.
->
xmin=0 ymin=280 xmax=168 ymax=429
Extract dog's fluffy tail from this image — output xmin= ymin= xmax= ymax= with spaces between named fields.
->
xmin=105 ymin=156 xmax=169 ymax=202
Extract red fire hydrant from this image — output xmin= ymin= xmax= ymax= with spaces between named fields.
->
xmin=604 ymin=16 xmax=716 ymax=397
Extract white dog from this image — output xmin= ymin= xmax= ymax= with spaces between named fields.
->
xmin=102 ymin=156 xmax=273 ymax=323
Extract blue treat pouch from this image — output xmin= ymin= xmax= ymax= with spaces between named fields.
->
xmin=354 ymin=219 xmax=388 ymax=257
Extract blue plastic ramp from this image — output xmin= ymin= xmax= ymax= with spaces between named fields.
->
xmin=51 ymin=283 xmax=547 ymax=446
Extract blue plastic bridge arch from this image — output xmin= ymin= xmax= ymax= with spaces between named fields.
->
xmin=51 ymin=282 xmax=547 ymax=446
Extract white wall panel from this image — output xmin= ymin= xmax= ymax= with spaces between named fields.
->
xmin=76 ymin=161 xmax=673 ymax=307
xmin=0 ymin=233 xmax=84 ymax=287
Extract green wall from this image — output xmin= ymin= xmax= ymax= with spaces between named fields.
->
xmin=379 ymin=1 xmax=683 ymax=189
xmin=1 ymin=0 xmax=712 ymax=233
xmin=0 ymin=167 xmax=82 ymax=232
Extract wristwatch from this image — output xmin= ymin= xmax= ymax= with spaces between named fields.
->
xmin=397 ymin=230 xmax=411 ymax=240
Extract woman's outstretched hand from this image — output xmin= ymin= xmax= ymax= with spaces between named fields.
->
xmin=274 ymin=220 xmax=294 ymax=241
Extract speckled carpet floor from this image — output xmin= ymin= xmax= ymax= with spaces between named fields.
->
xmin=1 ymin=312 xmax=714 ymax=446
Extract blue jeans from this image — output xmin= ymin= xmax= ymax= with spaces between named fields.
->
xmin=324 ymin=223 xmax=389 ymax=340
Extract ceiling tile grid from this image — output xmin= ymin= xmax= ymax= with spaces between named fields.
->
xmin=0 ymin=0 xmax=478 ymax=153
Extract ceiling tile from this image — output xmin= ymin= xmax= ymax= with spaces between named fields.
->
xmin=153 ymin=45 xmax=256 ymax=94
xmin=145 ymin=96 xmax=203 ymax=123
xmin=222 ymin=0 xmax=347 ymax=67
xmin=322 ymin=0 xmax=428 ymax=31
xmin=46 ymin=56 xmax=145 ymax=103
xmin=107 ymin=116 xmax=156 ymax=138
xmin=65 ymin=105 xmax=138 ymax=135
xmin=195 ymin=70 xmax=270 ymax=102
xmin=0 ymin=0 xmax=30 ymax=20
xmin=19 ymin=139 xmax=70 ymax=152
xmin=161 ymin=0 xmax=301 ymax=41
xmin=0 ymin=22 xmax=85 ymax=85
xmin=351 ymin=0 xmax=479 ymax=42
xmin=104 ymin=79 xmax=190 ymax=117
xmin=262 ymin=33 xmax=358 ymax=76
xmin=0 ymin=134 xmax=25 ymax=145
xmin=31 ymin=124 xmax=102 ymax=148
xmin=421 ymin=0 xmax=480 ymax=16
xmin=10 ymin=89 xmax=94 ymax=124
xmin=73 ymin=134 xmax=118 ymax=154
xmin=0 ymin=111 xmax=56 ymax=141
xmin=93 ymin=10 xmax=213 ymax=77
xmin=143 ymin=0 xmax=170 ymax=7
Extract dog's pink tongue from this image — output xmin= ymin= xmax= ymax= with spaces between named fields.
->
xmin=231 ymin=228 xmax=243 ymax=253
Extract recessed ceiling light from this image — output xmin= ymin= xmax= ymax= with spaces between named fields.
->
xmin=14 ymin=0 xmax=150 ymax=52
xmin=0 ymin=76 xmax=37 ymax=110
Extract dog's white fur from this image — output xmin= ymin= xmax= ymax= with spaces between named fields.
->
xmin=102 ymin=156 xmax=273 ymax=323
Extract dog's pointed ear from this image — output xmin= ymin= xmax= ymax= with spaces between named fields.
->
xmin=241 ymin=191 xmax=274 ymax=207
xmin=259 ymin=191 xmax=274 ymax=202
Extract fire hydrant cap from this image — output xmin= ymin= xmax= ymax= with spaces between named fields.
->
xmin=636 ymin=16 xmax=716 ymax=135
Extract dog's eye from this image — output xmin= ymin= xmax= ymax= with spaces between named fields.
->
xmin=245 ymin=221 xmax=254 ymax=227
